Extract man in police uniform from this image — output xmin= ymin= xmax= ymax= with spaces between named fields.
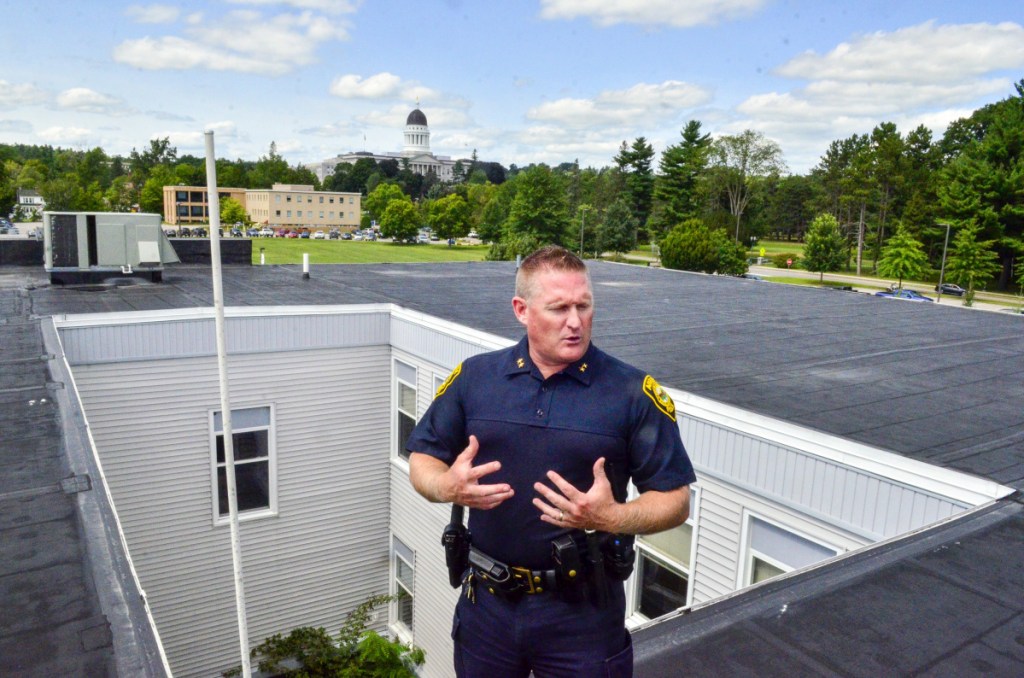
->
xmin=407 ymin=245 xmax=695 ymax=678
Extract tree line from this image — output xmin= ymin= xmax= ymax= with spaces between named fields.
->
xmin=2 ymin=79 xmax=1020 ymax=290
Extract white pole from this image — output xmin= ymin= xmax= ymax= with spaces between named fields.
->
xmin=205 ymin=131 xmax=252 ymax=677
xmin=303 ymin=252 xmax=310 ymax=279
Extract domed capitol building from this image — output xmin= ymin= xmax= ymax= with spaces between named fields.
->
xmin=306 ymin=108 xmax=466 ymax=184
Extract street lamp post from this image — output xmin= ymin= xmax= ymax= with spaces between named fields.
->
xmin=937 ymin=222 xmax=952 ymax=303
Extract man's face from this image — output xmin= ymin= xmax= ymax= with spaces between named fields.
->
xmin=512 ymin=268 xmax=593 ymax=377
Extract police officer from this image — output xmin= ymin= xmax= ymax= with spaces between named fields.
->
xmin=407 ymin=245 xmax=695 ymax=678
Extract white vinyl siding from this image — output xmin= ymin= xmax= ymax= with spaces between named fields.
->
xmin=70 ymin=346 xmax=392 ymax=677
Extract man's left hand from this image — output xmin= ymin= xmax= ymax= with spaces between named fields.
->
xmin=532 ymin=457 xmax=622 ymax=532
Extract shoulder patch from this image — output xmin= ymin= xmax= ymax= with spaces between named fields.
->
xmin=642 ymin=375 xmax=676 ymax=421
xmin=435 ymin=363 xmax=462 ymax=398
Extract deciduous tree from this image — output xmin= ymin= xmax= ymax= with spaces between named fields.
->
xmin=379 ymin=198 xmax=419 ymax=243
xmin=709 ymin=129 xmax=786 ymax=243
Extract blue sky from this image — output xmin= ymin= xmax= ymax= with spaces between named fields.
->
xmin=2 ymin=0 xmax=1022 ymax=174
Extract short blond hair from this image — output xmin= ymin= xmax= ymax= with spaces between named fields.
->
xmin=515 ymin=246 xmax=590 ymax=300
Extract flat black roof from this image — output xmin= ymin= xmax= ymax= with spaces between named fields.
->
xmin=11 ymin=260 xmax=1024 ymax=676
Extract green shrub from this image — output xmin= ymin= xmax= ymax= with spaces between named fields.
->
xmin=225 ymin=594 xmax=424 ymax=678
xmin=771 ymin=252 xmax=801 ymax=269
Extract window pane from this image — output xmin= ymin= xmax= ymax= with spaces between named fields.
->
xmin=397 ymin=593 xmax=413 ymax=628
xmin=399 ymin=382 xmax=416 ymax=414
xmin=752 ymin=556 xmax=785 ymax=584
xmin=216 ymin=430 xmax=268 ymax=463
xmin=640 ymin=521 xmax=692 ymax=566
xmin=217 ymin=461 xmax=270 ymax=515
xmin=397 ymin=557 xmax=414 ymax=589
xmin=637 ymin=553 xmax=688 ymax=620
xmin=398 ymin=413 xmax=415 ymax=460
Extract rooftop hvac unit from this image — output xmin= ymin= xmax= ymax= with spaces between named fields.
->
xmin=43 ymin=212 xmax=180 ymax=284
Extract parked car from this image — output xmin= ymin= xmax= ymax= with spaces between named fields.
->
xmin=341 ymin=232 xmax=353 ymax=240
xmin=312 ymin=230 xmax=326 ymax=239
xmin=229 ymin=227 xmax=243 ymax=237
xmin=328 ymin=229 xmax=340 ymax=240
xmin=935 ymin=283 xmax=966 ymax=296
xmin=259 ymin=227 xmax=275 ymax=237
xmin=875 ymin=289 xmax=934 ymax=302
xmin=275 ymin=228 xmax=288 ymax=237
xmin=246 ymin=228 xmax=260 ymax=238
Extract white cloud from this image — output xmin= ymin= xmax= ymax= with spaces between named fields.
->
xmin=56 ymin=88 xmax=127 ymax=115
xmin=38 ymin=126 xmax=94 ymax=144
xmin=328 ymin=72 xmax=442 ymax=104
xmin=0 ymin=80 xmax=49 ymax=110
xmin=155 ymin=121 xmax=238 ymax=151
xmin=125 ymin=4 xmax=180 ymax=24
xmin=777 ymin=21 xmax=1024 ymax=84
xmin=227 ymin=0 xmax=361 ymax=14
xmin=728 ymin=21 xmax=1024 ymax=172
xmin=539 ymin=0 xmax=768 ymax=28
xmin=114 ymin=6 xmax=355 ymax=75
xmin=528 ymin=80 xmax=711 ymax=129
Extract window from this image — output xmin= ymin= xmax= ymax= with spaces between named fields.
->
xmin=349 ymin=197 xmax=354 ymax=204
xmin=391 ymin=537 xmax=415 ymax=637
xmin=275 ymin=210 xmax=281 ymax=217
xmin=744 ymin=516 xmax=838 ymax=586
xmin=176 ymin=190 xmax=188 ymax=201
xmin=395 ymin=360 xmax=417 ymax=461
xmin=275 ymin=195 xmax=281 ymax=202
xmin=631 ymin=489 xmax=696 ymax=622
xmin=286 ymin=196 xmax=292 ymax=202
xmin=329 ymin=197 xmax=335 ymax=204
xmin=297 ymin=210 xmax=302 ymax=218
xmin=211 ymin=406 xmax=275 ymax=522
xmin=287 ymin=210 xmax=292 ymax=218
xmin=319 ymin=196 xmax=324 ymax=203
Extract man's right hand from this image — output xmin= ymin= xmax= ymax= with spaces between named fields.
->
xmin=409 ymin=435 xmax=514 ymax=510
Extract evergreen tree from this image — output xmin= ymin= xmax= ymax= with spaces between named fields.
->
xmin=802 ymin=213 xmax=847 ymax=281
xmin=938 ymin=81 xmax=1024 ymax=289
xmin=596 ymin=199 xmax=637 ymax=257
xmin=614 ymin=137 xmax=655 ymax=240
xmin=876 ymin=224 xmax=930 ymax=290
xmin=653 ymin=121 xmax=711 ymax=236
xmin=945 ymin=224 xmax=1002 ymax=306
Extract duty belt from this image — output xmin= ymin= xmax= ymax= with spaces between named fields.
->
xmin=468 ymin=547 xmax=560 ymax=597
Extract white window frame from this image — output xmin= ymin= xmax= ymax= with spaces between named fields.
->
xmin=739 ymin=512 xmax=840 ymax=587
xmin=394 ymin=359 xmax=418 ymax=464
xmin=209 ymin=405 xmax=277 ymax=525
xmin=390 ymin=536 xmax=415 ymax=643
xmin=627 ymin=486 xmax=698 ymax=625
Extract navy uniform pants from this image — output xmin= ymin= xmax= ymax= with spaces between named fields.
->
xmin=452 ymin=582 xmax=633 ymax=678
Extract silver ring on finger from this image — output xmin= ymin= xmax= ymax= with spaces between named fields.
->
xmin=558 ymin=510 xmax=564 ymax=522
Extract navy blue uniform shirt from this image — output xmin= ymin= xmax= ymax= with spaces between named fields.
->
xmin=406 ymin=337 xmax=696 ymax=569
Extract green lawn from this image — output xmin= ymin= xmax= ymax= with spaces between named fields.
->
xmin=250 ymin=238 xmax=490 ymax=265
